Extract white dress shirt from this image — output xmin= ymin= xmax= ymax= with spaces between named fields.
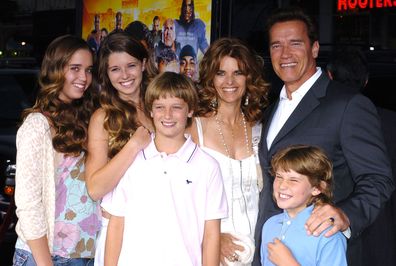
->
xmin=266 ymin=68 xmax=322 ymax=149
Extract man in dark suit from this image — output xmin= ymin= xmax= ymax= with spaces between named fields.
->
xmin=253 ymin=7 xmax=394 ymax=266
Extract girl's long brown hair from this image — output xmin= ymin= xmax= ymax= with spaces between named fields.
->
xmin=97 ymin=32 xmax=149 ymax=158
xmin=23 ymin=34 xmax=98 ymax=156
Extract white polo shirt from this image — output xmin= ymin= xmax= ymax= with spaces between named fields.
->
xmin=102 ymin=135 xmax=228 ymax=266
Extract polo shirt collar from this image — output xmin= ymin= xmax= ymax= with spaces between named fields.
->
xmin=143 ymin=134 xmax=198 ymax=163
xmin=275 ymin=204 xmax=315 ymax=226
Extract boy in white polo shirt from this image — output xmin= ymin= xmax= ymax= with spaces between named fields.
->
xmin=103 ymin=72 xmax=228 ymax=266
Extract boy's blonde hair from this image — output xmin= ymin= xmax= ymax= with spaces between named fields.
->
xmin=145 ymin=72 xmax=198 ymax=127
xmin=271 ymin=144 xmax=333 ymax=206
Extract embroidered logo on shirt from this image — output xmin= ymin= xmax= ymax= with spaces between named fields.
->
xmin=186 ymin=179 xmax=192 ymax=184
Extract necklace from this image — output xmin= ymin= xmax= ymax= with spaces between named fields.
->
xmin=214 ymin=111 xmax=251 ymax=158
xmin=214 ymin=111 xmax=254 ymax=234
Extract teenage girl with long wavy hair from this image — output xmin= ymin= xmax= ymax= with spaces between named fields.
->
xmin=13 ymin=35 xmax=100 ymax=266
xmin=85 ymin=32 xmax=153 ymax=266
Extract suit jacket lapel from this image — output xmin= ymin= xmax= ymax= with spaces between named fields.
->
xmin=262 ymin=101 xmax=279 ymax=148
xmin=269 ymin=73 xmax=330 ymax=150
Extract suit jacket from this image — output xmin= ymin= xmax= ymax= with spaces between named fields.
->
xmin=361 ymin=107 xmax=396 ymax=266
xmin=253 ymin=73 xmax=394 ymax=266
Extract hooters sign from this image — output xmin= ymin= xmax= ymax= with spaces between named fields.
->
xmin=338 ymin=0 xmax=396 ymax=10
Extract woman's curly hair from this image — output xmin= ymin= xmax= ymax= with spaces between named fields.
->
xmin=97 ymin=32 xmax=149 ymax=158
xmin=23 ymin=35 xmax=99 ymax=157
xmin=196 ymin=37 xmax=270 ymax=123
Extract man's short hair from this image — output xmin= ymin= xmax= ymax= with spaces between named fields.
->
xmin=266 ymin=7 xmax=318 ymax=45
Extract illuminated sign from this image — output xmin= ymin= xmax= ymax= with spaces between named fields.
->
xmin=338 ymin=0 xmax=396 ymax=10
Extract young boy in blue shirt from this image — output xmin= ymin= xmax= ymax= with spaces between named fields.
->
xmin=261 ymin=145 xmax=347 ymax=266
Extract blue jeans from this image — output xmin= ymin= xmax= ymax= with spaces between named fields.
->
xmin=13 ymin=249 xmax=94 ymax=266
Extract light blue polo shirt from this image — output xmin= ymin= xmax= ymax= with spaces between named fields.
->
xmin=261 ymin=205 xmax=347 ymax=266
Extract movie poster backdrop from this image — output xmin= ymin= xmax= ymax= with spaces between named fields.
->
xmin=82 ymin=0 xmax=212 ymax=78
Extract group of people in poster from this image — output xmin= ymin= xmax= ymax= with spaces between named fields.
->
xmin=87 ymin=0 xmax=207 ymax=81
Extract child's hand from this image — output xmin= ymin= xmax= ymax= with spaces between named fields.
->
xmin=267 ymin=238 xmax=300 ymax=266
xmin=128 ymin=126 xmax=151 ymax=150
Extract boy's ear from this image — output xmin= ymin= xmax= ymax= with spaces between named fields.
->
xmin=150 ymin=111 xmax=153 ymax=118
xmin=187 ymin=110 xmax=193 ymax=118
xmin=311 ymin=186 xmax=321 ymax=197
xmin=311 ymin=180 xmax=327 ymax=196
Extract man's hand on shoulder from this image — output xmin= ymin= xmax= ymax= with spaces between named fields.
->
xmin=305 ymin=204 xmax=350 ymax=237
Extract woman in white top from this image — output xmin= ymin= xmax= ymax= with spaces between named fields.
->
xmin=190 ymin=37 xmax=270 ymax=265
xmin=85 ymin=32 xmax=153 ymax=266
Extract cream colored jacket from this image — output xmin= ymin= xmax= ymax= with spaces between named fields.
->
xmin=15 ymin=112 xmax=56 ymax=252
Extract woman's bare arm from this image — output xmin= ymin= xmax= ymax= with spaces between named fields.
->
xmin=27 ymin=237 xmax=52 ymax=266
xmin=85 ymin=109 xmax=151 ymax=200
